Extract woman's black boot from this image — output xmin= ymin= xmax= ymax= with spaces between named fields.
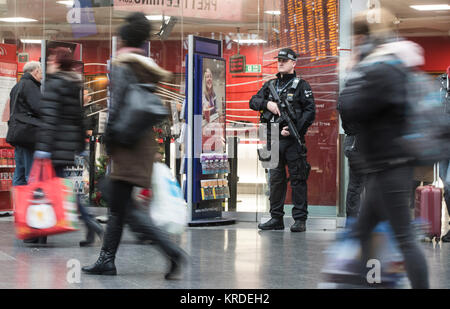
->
xmin=82 ymin=215 xmax=123 ymax=275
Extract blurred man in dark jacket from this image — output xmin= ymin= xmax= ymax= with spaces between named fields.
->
xmin=341 ymin=130 xmax=365 ymax=220
xmin=337 ymin=22 xmax=369 ymax=220
xmin=83 ymin=87 xmax=96 ymax=137
xmin=338 ymin=9 xmax=429 ymax=288
xmin=7 ymin=61 xmax=42 ymax=186
xmin=439 ymin=68 xmax=450 ymax=242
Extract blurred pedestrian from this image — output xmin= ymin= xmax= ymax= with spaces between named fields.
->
xmin=343 ymin=137 xmax=365 ymax=220
xmin=7 ymin=61 xmax=44 ymax=244
xmin=83 ymin=87 xmax=96 ymax=137
xmin=338 ymin=9 xmax=429 ymax=288
xmin=82 ymin=12 xmax=187 ymax=279
xmin=34 ymin=47 xmax=104 ymax=246
xmin=439 ymin=160 xmax=450 ymax=242
xmin=7 ymin=61 xmax=42 ymax=186
xmin=338 ymin=35 xmax=368 ymax=221
xmin=440 ymin=68 xmax=450 ymax=242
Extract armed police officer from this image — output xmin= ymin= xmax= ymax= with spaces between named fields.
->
xmin=249 ymin=48 xmax=315 ymax=232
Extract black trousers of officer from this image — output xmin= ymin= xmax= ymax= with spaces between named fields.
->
xmin=269 ymin=139 xmax=309 ymax=222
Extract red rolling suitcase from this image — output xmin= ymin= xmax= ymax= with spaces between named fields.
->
xmin=415 ymin=166 xmax=443 ymax=241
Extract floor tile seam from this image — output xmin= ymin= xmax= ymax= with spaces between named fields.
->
xmin=101 ymin=276 xmax=143 ymax=289
xmin=0 ymin=250 xmax=17 ymax=261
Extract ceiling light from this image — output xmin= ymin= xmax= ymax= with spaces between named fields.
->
xmin=146 ymin=15 xmax=171 ymax=21
xmin=233 ymin=39 xmax=267 ymax=44
xmin=0 ymin=17 xmax=38 ymax=22
xmin=410 ymin=4 xmax=450 ymax=11
xmin=264 ymin=10 xmax=281 ymax=15
xmin=56 ymin=0 xmax=74 ymax=7
xmin=20 ymin=39 xmax=42 ymax=44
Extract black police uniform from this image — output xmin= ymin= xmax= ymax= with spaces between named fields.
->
xmin=249 ymin=69 xmax=315 ymax=225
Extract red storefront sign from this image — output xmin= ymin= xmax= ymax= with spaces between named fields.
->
xmin=114 ymin=0 xmax=243 ymax=21
xmin=0 ymin=44 xmax=17 ymax=64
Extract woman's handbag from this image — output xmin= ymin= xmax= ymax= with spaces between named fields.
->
xmin=109 ymin=83 xmax=169 ymax=147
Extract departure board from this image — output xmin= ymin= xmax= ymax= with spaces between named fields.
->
xmin=264 ymin=0 xmax=340 ymax=207
xmin=279 ymin=0 xmax=338 ymax=61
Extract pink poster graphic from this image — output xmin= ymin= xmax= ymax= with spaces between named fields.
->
xmin=114 ymin=0 xmax=243 ymax=21
xmin=0 ymin=46 xmax=18 ymax=138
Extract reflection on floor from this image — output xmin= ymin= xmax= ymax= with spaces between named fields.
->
xmin=232 ymin=194 xmax=338 ymax=218
xmin=0 ymin=217 xmax=449 ymax=289
xmin=234 ymin=194 xmax=268 ymax=212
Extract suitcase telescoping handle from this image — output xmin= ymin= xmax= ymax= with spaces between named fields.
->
xmin=419 ymin=164 xmax=440 ymax=188
xmin=433 ymin=163 xmax=441 ymax=188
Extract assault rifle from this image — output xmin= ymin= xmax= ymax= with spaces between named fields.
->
xmin=266 ymin=82 xmax=303 ymax=148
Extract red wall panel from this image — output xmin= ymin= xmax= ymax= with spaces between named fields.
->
xmin=409 ymin=36 xmax=450 ymax=73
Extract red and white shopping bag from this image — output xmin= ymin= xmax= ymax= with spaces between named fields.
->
xmin=13 ymin=158 xmax=79 ymax=239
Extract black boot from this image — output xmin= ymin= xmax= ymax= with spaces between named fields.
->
xmin=23 ymin=238 xmax=39 ymax=244
xmin=258 ymin=217 xmax=284 ymax=230
xmin=82 ymin=249 xmax=117 ymax=275
xmin=82 ymin=215 xmax=123 ymax=275
xmin=23 ymin=236 xmax=47 ymax=244
xmin=126 ymin=206 xmax=187 ymax=279
xmin=165 ymin=252 xmax=187 ymax=280
xmin=80 ymin=216 xmax=104 ymax=247
xmin=290 ymin=220 xmax=306 ymax=233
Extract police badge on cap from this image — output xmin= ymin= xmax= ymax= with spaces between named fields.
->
xmin=275 ymin=48 xmax=298 ymax=61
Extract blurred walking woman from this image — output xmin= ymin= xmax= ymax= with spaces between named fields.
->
xmin=34 ymin=47 xmax=104 ymax=246
xmin=82 ymin=12 xmax=186 ymax=279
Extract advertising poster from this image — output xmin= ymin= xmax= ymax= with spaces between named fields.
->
xmin=0 ymin=44 xmax=18 ymax=138
xmin=275 ymin=0 xmax=339 ymax=207
xmin=201 ymin=57 xmax=226 ymax=154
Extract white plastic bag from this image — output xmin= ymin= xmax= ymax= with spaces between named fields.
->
xmin=150 ymin=162 xmax=187 ymax=234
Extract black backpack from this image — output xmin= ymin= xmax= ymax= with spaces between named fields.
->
xmin=398 ymin=66 xmax=450 ymax=165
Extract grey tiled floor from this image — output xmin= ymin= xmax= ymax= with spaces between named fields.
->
xmin=0 ymin=216 xmax=449 ymax=289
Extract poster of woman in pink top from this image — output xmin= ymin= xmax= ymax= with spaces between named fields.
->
xmin=202 ymin=58 xmax=226 ymax=153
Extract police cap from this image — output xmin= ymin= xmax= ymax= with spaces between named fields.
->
xmin=275 ymin=48 xmax=298 ymax=61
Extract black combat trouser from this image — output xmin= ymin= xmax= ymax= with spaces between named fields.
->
xmin=344 ymin=135 xmax=366 ymax=218
xmin=346 ymin=167 xmax=365 ymax=218
xmin=269 ymin=139 xmax=310 ymax=222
